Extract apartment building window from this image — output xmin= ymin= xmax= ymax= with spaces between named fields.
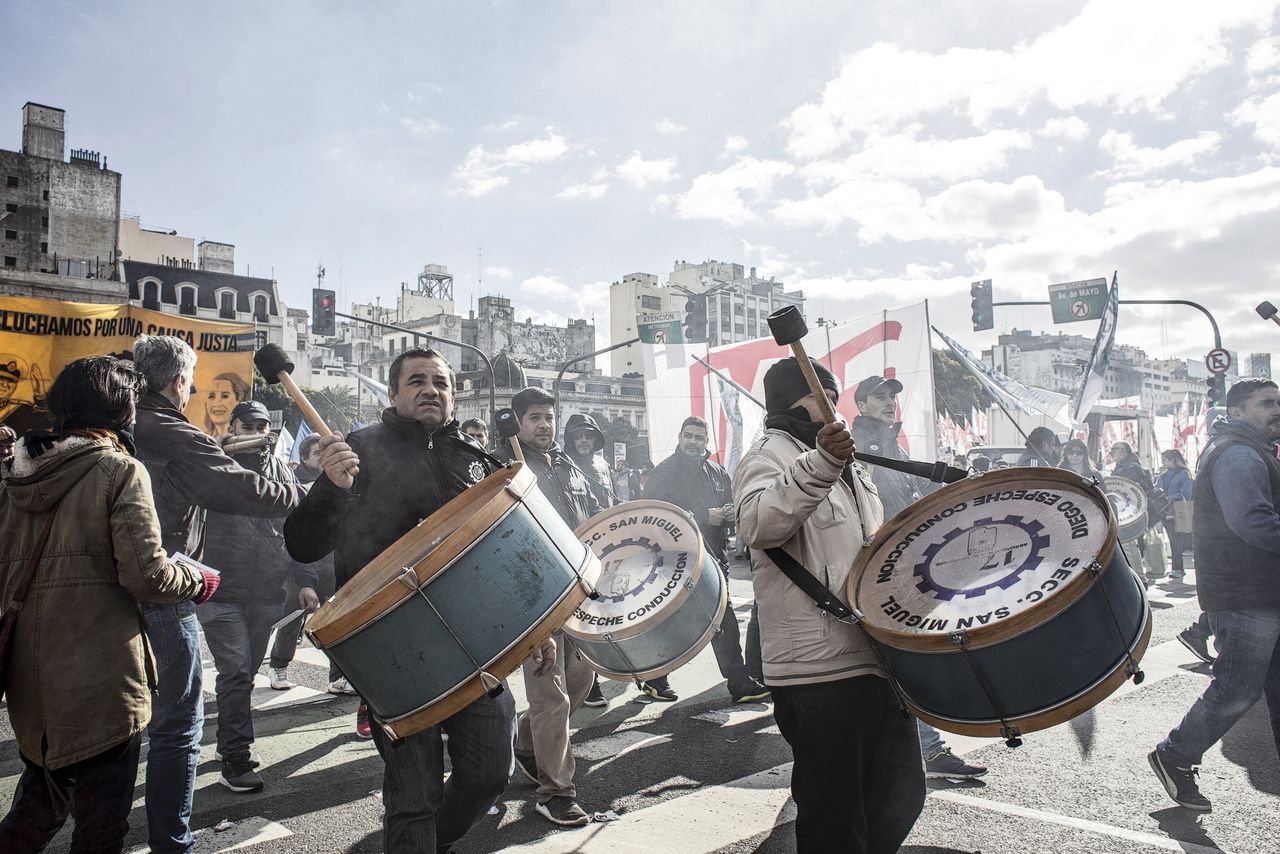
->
xmin=142 ymin=281 xmax=160 ymax=310
xmin=219 ymin=292 xmax=235 ymax=319
xmin=40 ymin=242 xmax=47 ymax=254
xmin=179 ymin=288 xmax=197 ymax=316
xmin=3 ymin=256 xmax=15 ymax=267
xmin=5 ymin=176 xmax=17 ymax=188
xmin=3 ymin=230 xmax=15 ymax=240
xmin=640 ymin=295 xmax=662 ymax=310
xmin=253 ymin=295 xmax=268 ymax=323
xmin=41 ymin=216 xmax=47 ymax=229
xmin=42 ymin=190 xmax=48 ymax=200
xmin=4 ymin=203 xmax=15 ymax=213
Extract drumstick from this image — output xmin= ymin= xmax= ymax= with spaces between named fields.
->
xmin=495 ymin=407 xmax=524 ymax=463
xmin=766 ymin=306 xmax=838 ymax=424
xmin=221 ymin=434 xmax=273 ymax=454
xmin=253 ymin=344 xmax=358 ymax=476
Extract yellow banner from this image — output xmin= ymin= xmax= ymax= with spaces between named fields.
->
xmin=0 ymin=296 xmax=256 ymax=437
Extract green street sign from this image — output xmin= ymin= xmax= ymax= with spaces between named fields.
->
xmin=1049 ymin=278 xmax=1109 ymax=324
xmin=637 ymin=311 xmax=684 ymax=344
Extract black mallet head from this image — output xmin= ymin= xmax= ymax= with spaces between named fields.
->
xmin=254 ymin=343 xmax=295 ymax=382
xmin=495 ymin=407 xmax=521 ymax=439
xmin=767 ymin=305 xmax=808 ymax=346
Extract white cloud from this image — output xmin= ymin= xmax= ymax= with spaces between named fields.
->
xmin=401 ymin=116 xmax=448 ymax=138
xmin=557 ymin=181 xmax=610 ymax=200
xmin=484 ymin=266 xmax=513 ymax=280
xmin=454 ymin=129 xmax=572 ymax=196
xmin=676 ymin=157 xmax=795 ymax=226
xmin=1233 ymin=91 xmax=1280 ymax=149
xmin=616 ymin=152 xmax=680 ymax=188
xmin=1040 ymin=116 xmax=1090 ymax=141
xmin=723 ymin=134 xmax=748 ymax=155
xmin=783 ymin=2 xmax=1273 ymax=158
xmin=1246 ymin=36 xmax=1280 ymax=76
xmin=1097 ymin=130 xmax=1221 ymax=178
xmin=799 ymin=129 xmax=1035 ymax=188
xmin=654 ymin=117 xmax=686 ymax=135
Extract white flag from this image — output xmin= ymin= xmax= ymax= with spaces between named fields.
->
xmin=1071 ymin=272 xmax=1119 ymax=424
xmin=933 ymin=326 xmax=1072 ymax=423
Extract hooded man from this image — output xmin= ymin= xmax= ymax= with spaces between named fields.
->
xmin=563 ymin=413 xmax=615 ymax=511
xmin=733 ymin=356 xmax=924 ymax=853
xmin=1017 ymin=426 xmax=1062 ymax=467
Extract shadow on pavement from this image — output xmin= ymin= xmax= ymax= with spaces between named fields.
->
xmin=1220 ymin=699 xmax=1280 ymax=795
xmin=1149 ymin=806 xmax=1223 ymax=851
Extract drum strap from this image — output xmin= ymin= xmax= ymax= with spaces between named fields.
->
xmin=854 ymin=454 xmax=967 ymax=485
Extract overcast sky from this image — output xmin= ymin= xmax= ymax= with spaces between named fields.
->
xmin=5 ymin=0 xmax=1280 ymax=368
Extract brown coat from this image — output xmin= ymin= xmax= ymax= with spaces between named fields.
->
xmin=0 ymin=434 xmax=204 ymax=770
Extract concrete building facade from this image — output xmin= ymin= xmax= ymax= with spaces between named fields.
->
xmin=117 ymin=215 xmax=195 ymax=268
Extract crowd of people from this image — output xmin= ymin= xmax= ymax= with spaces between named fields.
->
xmin=0 ymin=342 xmax=1277 ymax=853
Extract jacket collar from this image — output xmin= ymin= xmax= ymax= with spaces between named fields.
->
xmin=139 ymin=391 xmax=188 ymax=421
xmin=379 ymin=407 xmax=461 ymax=443
xmin=852 ymin=414 xmax=901 ymax=441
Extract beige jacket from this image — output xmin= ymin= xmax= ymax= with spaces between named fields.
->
xmin=0 ymin=434 xmax=204 ymax=770
xmin=733 ymin=428 xmax=884 ymax=687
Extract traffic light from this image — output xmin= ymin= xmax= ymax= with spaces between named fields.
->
xmin=312 ymin=288 xmax=336 ymax=336
xmin=1207 ymin=373 xmax=1227 ymax=406
xmin=971 ymin=279 xmax=993 ymax=331
xmin=683 ymin=295 xmax=708 ymax=344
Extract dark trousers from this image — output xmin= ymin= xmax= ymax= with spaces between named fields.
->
xmin=369 ymin=687 xmax=515 ymax=854
xmin=198 ymin=600 xmax=279 ymax=763
xmin=711 ymin=598 xmax=763 ymax=693
xmin=0 ymin=734 xmax=142 ymax=854
xmin=1163 ymin=521 xmax=1191 ymax=575
xmin=269 ymin=563 xmax=340 ymax=681
xmin=772 ymin=676 xmax=925 ymax=854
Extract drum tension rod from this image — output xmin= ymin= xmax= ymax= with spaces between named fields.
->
xmin=949 ymin=630 xmax=1023 ymax=748
xmin=1086 ymin=561 xmax=1145 ymax=685
xmin=601 ymin=632 xmax=648 ymax=690
xmin=843 ymin=608 xmax=911 ymax=716
xmin=397 ymin=567 xmax=505 ymax=699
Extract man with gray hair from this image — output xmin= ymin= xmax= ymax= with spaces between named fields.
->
xmin=131 ymin=335 xmax=304 ymax=852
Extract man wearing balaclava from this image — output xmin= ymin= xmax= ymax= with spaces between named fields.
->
xmin=732 ymin=356 xmax=924 ymax=853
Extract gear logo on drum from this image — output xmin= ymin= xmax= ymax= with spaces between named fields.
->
xmin=596 ymin=536 xmax=664 ymax=604
xmin=914 ymin=515 xmax=1050 ymax=601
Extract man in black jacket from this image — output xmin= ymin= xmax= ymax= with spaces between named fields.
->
xmin=850 ymin=375 xmax=986 ymax=782
xmin=1016 ymin=426 xmax=1062 ymax=467
xmin=496 ymin=387 xmax=599 ymax=828
xmin=131 ymin=335 xmax=304 ymax=854
xmin=643 ymin=416 xmax=768 ymax=704
xmin=564 ymin=412 xmax=616 ymax=511
xmin=285 ymin=349 xmax=556 ymax=854
xmin=1151 ymin=378 xmax=1280 ymax=812
xmin=199 ymin=400 xmax=319 ymax=794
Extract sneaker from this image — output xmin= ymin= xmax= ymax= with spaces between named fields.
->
xmin=514 ymin=751 xmax=540 ymax=784
xmin=535 ymin=796 xmax=591 ymax=827
xmin=924 ymin=747 xmax=988 ymax=780
xmin=219 ymin=759 xmax=264 ymax=793
xmin=328 ymin=676 xmax=358 ymax=695
xmin=355 ymin=702 xmax=373 ymax=740
xmin=731 ymin=679 xmax=771 ymax=704
xmin=214 ymin=749 xmax=262 ymax=768
xmin=583 ymin=678 xmax=608 ymax=708
xmin=1178 ymin=628 xmax=1215 ymax=664
xmin=1149 ymin=748 xmax=1211 ymax=811
xmin=638 ymin=679 xmax=678 ymax=703
xmin=268 ymin=667 xmax=295 ymax=690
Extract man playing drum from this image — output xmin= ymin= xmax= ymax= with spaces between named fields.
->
xmin=734 ymin=357 xmax=924 ymax=854
xmin=284 ymin=348 xmax=557 ymax=854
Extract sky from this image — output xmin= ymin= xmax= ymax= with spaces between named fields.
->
xmin=5 ymin=0 xmax=1280 ymax=370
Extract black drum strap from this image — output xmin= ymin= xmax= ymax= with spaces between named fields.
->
xmin=763 ymin=547 xmax=852 ymax=620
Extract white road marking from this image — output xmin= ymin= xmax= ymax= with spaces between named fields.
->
xmin=930 ymin=790 xmax=1233 ymax=854
xmin=577 ymin=729 xmax=670 ymax=761
xmin=127 ymin=816 xmax=292 ymax=853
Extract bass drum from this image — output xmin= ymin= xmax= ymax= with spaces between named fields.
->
xmin=307 ymin=462 xmax=598 ymax=739
xmin=848 ymin=467 xmax=1151 ymax=740
xmin=1102 ymin=476 xmax=1148 ymax=542
xmin=564 ymin=500 xmax=728 ymax=682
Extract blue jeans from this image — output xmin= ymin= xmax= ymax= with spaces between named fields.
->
xmin=1161 ymin=609 xmax=1280 ymax=766
xmin=0 ymin=734 xmax=141 ymax=854
xmin=368 ymin=686 xmax=515 ymax=854
xmin=198 ymin=600 xmax=279 ymax=763
xmin=772 ymin=676 xmax=925 ymax=854
xmin=144 ymin=603 xmax=204 ymax=854
xmin=917 ymin=720 xmax=945 ymax=758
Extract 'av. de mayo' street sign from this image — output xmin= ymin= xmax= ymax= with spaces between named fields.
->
xmin=637 ymin=311 xmax=684 ymax=344
xmin=1049 ymin=278 xmax=1109 ymax=324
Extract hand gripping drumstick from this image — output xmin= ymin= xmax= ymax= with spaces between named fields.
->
xmin=253 ymin=343 xmax=357 ymax=476
xmin=495 ymin=407 xmax=524 ymax=463
xmin=766 ymin=306 xmax=839 ymax=424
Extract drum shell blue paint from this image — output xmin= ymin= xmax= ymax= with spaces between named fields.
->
xmin=322 ymin=494 xmax=588 ymax=722
xmin=878 ymin=548 xmax=1148 ymax=728
xmin=573 ymin=550 xmax=727 ymax=680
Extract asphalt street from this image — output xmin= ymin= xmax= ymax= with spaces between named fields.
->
xmin=1 ymin=556 xmax=1275 ymax=853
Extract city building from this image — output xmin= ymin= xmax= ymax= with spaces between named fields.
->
xmin=118 ymin=214 xmax=195 ymax=268
xmin=1246 ymin=352 xmax=1272 ymax=379
xmin=608 ymin=259 xmax=805 ymax=375
xmin=0 ymin=102 xmax=125 ymax=303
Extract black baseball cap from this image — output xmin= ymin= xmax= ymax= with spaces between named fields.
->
xmin=230 ymin=400 xmax=271 ymax=425
xmin=854 ymin=375 xmax=903 ymax=402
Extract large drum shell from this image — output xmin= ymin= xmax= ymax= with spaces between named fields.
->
xmin=306 ymin=464 xmax=596 ymax=738
xmin=849 ymin=466 xmax=1152 ymax=738
xmin=878 ymin=547 xmax=1151 ymax=737
xmin=565 ymin=500 xmax=729 ymax=682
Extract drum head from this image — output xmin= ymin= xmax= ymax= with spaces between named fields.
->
xmin=1102 ymin=476 xmax=1147 ymax=537
xmin=850 ymin=468 xmax=1117 ymax=652
xmin=566 ymin=500 xmax=706 ymax=642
